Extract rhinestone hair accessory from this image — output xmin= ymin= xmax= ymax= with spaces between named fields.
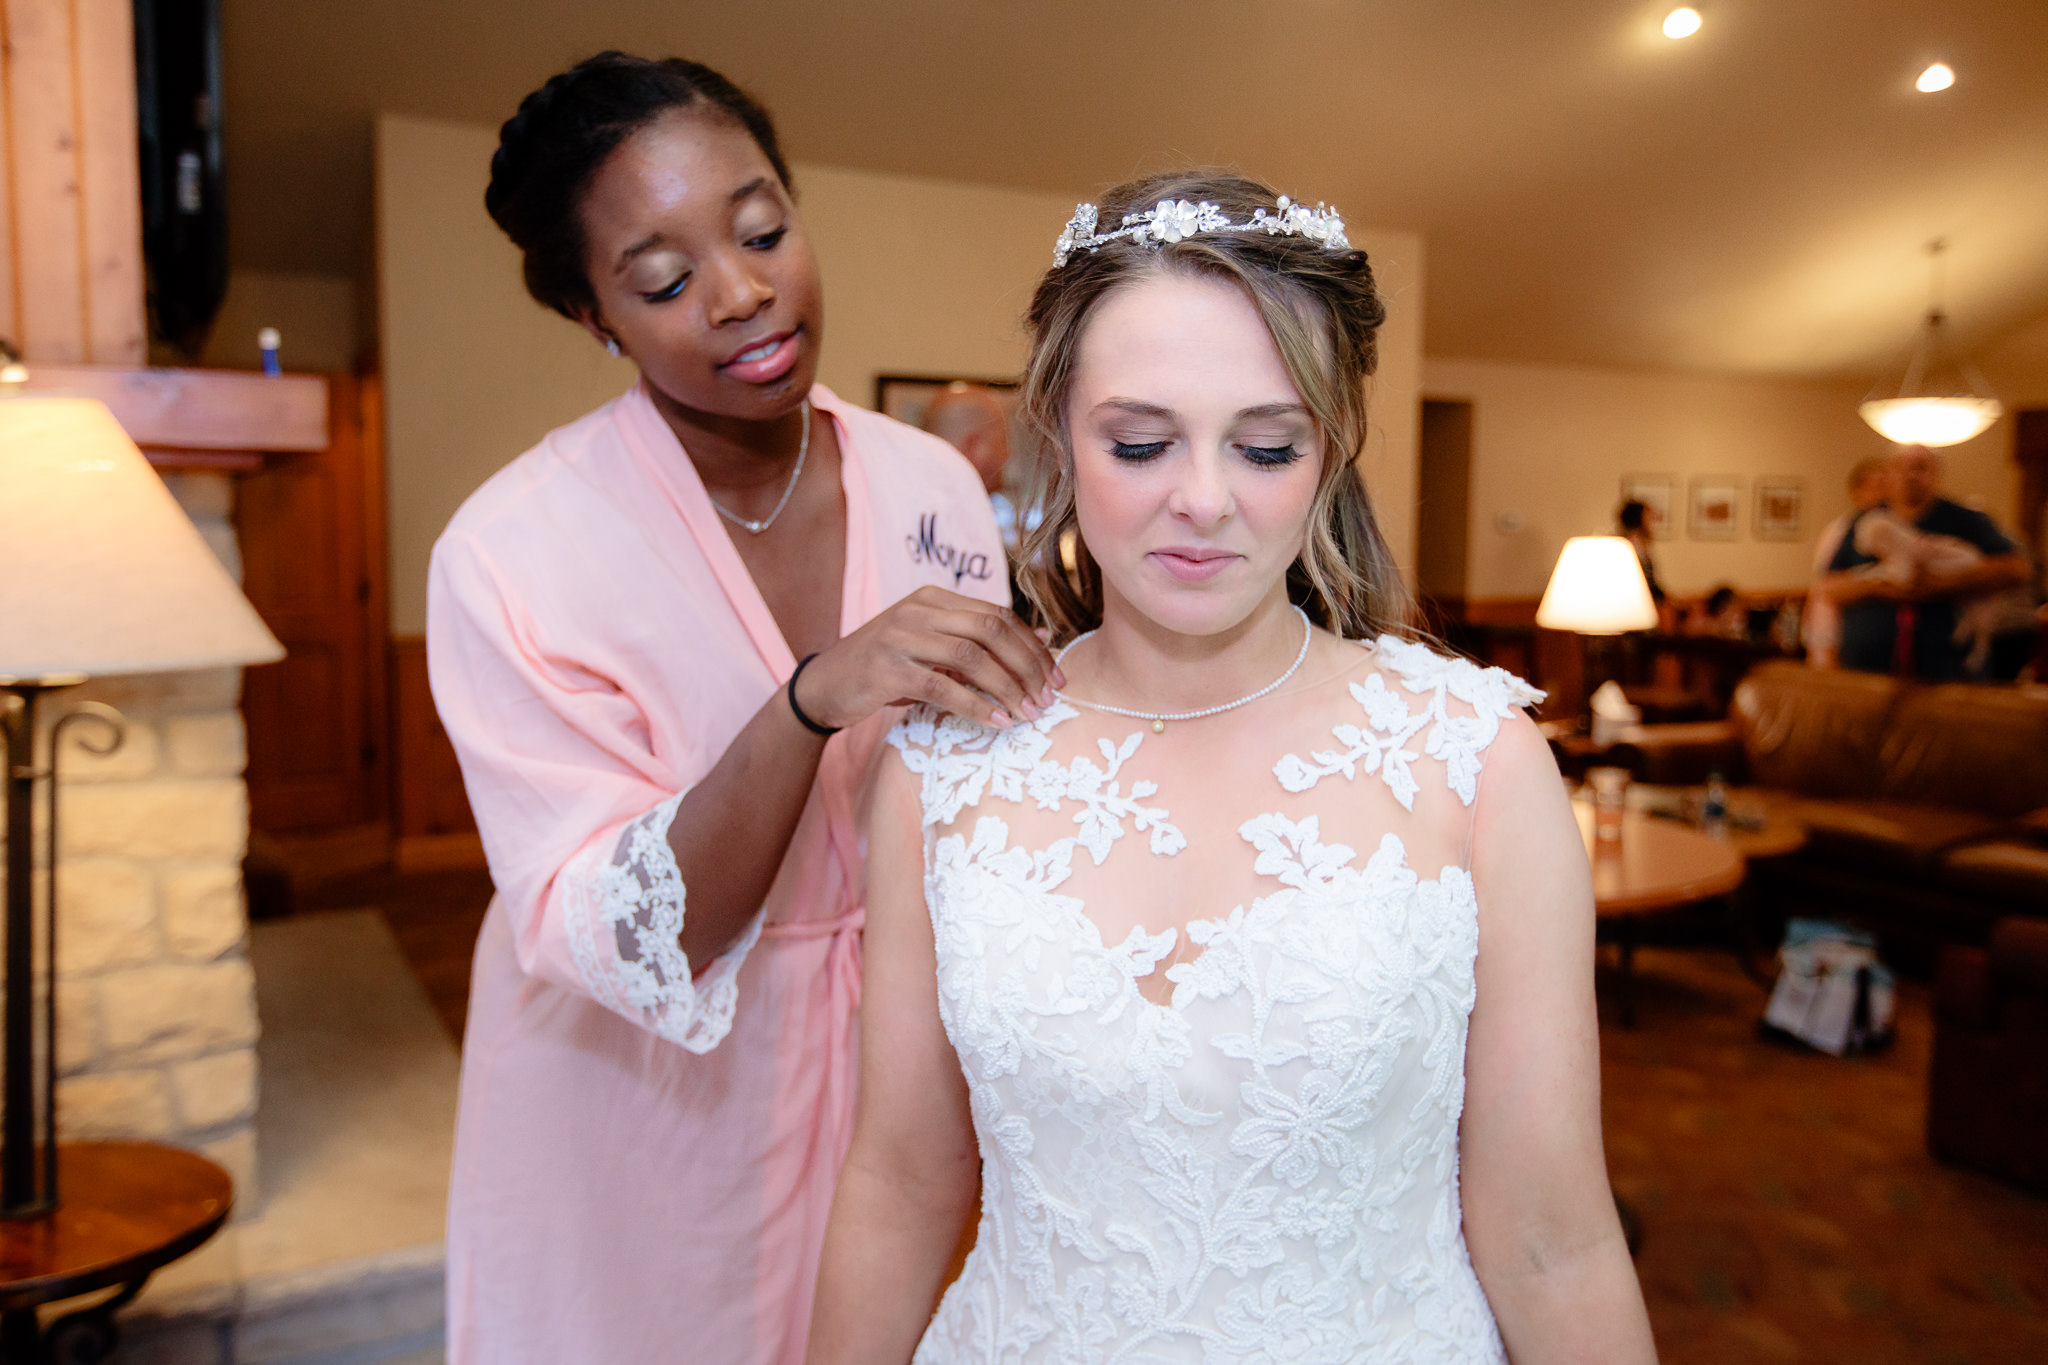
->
xmin=1052 ymin=196 xmax=1350 ymax=267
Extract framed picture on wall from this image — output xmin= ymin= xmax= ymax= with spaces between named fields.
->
xmin=1620 ymin=474 xmax=1676 ymax=540
xmin=1753 ymin=478 xmax=1806 ymax=540
xmin=874 ymin=374 xmax=1018 ymax=429
xmin=1688 ymin=476 xmax=1742 ymax=540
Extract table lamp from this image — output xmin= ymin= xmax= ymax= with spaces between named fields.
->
xmin=1535 ymin=536 xmax=1660 ymax=731
xmin=0 ymin=394 xmax=283 ymax=1219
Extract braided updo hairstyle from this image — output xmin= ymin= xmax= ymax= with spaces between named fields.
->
xmin=485 ymin=52 xmax=791 ymax=322
xmin=1014 ymin=170 xmax=1414 ymax=645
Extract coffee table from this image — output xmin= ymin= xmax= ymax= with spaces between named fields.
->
xmin=1576 ymin=805 xmax=1744 ymax=1026
xmin=1627 ymin=786 xmax=1811 ymax=981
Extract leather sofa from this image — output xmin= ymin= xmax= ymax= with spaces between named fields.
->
xmin=1625 ymin=662 xmax=2048 ymax=974
xmin=1929 ymin=917 xmax=2048 ymax=1193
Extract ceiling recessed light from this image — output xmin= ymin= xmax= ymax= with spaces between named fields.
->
xmin=1916 ymin=62 xmax=1955 ymax=93
xmin=1662 ymin=8 xmax=1702 ymax=39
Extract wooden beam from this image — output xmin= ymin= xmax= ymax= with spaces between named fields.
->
xmin=73 ymin=0 xmax=144 ymax=363
xmin=19 ymin=363 xmax=329 ymax=450
xmin=0 ymin=3 xmax=18 ymax=348
xmin=3 ymin=0 xmax=89 ymax=361
xmin=0 ymin=0 xmax=146 ymax=364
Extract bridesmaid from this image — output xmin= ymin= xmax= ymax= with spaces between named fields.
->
xmin=428 ymin=52 xmax=1056 ymax=1364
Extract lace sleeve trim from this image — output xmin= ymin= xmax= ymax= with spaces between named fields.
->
xmin=558 ymin=790 xmax=764 ymax=1054
xmin=1273 ymin=635 xmax=1544 ymax=810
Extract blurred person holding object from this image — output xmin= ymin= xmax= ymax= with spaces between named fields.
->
xmin=1846 ymin=507 xmax=2036 ymax=677
xmin=429 ymin=53 xmax=1053 ymax=1364
xmin=1825 ymin=444 xmax=2028 ymax=680
xmin=1804 ymin=457 xmax=1889 ymax=669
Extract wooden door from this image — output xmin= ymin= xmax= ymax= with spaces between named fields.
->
xmin=237 ymin=371 xmax=389 ymax=832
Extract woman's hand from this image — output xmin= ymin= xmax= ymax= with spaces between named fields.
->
xmin=794 ymin=587 xmax=1062 ymax=730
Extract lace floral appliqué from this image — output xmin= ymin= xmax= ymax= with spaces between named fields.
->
xmin=890 ymin=705 xmax=1185 ymax=861
xmin=1274 ymin=635 xmax=1544 ymax=809
xmin=559 ymin=791 xmax=761 ymax=1053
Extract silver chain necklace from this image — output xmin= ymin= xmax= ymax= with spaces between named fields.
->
xmin=1054 ymin=605 xmax=1313 ymax=733
xmin=708 ymin=399 xmax=810 ymax=535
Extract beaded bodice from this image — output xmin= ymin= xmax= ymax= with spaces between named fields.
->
xmin=885 ymin=637 xmax=1541 ymax=1364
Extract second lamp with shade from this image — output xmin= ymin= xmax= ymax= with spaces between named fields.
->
xmin=1536 ymin=536 xmax=1660 ymax=737
xmin=1537 ymin=536 xmax=1661 ymax=636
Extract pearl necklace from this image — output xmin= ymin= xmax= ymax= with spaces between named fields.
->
xmin=708 ymin=399 xmax=810 ymax=535
xmin=1054 ymin=605 xmax=1313 ymax=733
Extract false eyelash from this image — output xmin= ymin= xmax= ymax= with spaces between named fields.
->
xmin=1110 ymin=441 xmax=1169 ymax=461
xmin=1242 ymin=445 xmax=1304 ymax=467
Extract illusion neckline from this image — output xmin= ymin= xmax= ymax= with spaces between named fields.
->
xmin=958 ymin=815 xmax=1475 ymax=1016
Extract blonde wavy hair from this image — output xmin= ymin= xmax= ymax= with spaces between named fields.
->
xmin=1014 ymin=170 xmax=1415 ymax=645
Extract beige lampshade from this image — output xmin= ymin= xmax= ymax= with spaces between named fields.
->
xmin=0 ymin=396 xmax=283 ymax=680
xmin=1535 ymin=536 xmax=1660 ymax=635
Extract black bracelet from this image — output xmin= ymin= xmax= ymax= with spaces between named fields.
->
xmin=787 ymin=653 xmax=840 ymax=738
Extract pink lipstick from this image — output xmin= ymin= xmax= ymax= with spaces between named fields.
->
xmin=721 ymin=330 xmax=799 ymax=384
xmin=1150 ymin=547 xmax=1240 ymax=583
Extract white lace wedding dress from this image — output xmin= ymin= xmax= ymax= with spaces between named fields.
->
xmin=883 ymin=636 xmax=1542 ymax=1364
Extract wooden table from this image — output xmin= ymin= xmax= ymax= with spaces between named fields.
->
xmin=0 ymin=1143 xmax=232 ymax=1362
xmin=1576 ymin=805 xmax=1745 ymax=1025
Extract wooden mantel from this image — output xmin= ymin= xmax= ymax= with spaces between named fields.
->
xmin=15 ymin=363 xmax=330 ymax=472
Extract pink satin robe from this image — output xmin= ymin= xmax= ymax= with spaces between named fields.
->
xmin=428 ymin=383 xmax=1007 ymax=1364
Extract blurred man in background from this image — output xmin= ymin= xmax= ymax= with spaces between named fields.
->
xmin=923 ymin=382 xmax=1036 ymax=614
xmin=922 ymin=383 xmax=1017 ymax=542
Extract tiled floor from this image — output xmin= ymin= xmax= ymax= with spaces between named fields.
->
xmin=364 ymin=869 xmax=2048 ymax=1362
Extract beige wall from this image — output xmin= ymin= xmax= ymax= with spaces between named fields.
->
xmin=197 ymin=269 xmax=364 ymax=373
xmin=377 ymin=114 xmax=638 ymax=635
xmin=1355 ymin=233 xmax=1424 ymax=576
xmin=375 ymin=112 xmax=1425 ymax=633
xmin=1423 ymin=357 xmax=1917 ymax=600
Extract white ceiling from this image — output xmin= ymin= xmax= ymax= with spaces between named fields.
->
xmin=223 ymin=0 xmax=2048 ymax=379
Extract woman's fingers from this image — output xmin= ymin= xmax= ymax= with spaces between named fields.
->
xmin=901 ymin=661 xmax=1018 ymax=729
xmin=899 ymin=623 xmax=1035 ymax=724
xmin=806 ymin=589 xmax=1064 ymax=732
xmin=910 ymin=588 xmax=1063 ymax=687
xmin=924 ymin=606 xmax=1058 ymax=712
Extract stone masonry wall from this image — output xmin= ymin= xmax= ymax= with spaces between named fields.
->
xmin=47 ymin=473 xmax=261 ymax=1198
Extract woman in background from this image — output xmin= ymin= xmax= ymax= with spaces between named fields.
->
xmin=1804 ymin=457 xmax=1889 ymax=668
xmin=430 ymin=52 xmax=1053 ymax=1363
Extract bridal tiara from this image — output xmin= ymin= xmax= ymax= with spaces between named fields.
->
xmin=1052 ymin=196 xmax=1351 ymax=267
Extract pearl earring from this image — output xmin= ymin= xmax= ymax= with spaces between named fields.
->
xmin=604 ymin=337 xmax=621 ymax=357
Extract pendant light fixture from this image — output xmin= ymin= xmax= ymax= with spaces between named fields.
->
xmin=1859 ymin=239 xmax=2003 ymax=448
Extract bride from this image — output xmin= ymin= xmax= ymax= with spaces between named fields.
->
xmin=809 ymin=172 xmax=1657 ymax=1364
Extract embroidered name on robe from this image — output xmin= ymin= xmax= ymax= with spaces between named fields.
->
xmin=908 ymin=513 xmax=995 ymax=586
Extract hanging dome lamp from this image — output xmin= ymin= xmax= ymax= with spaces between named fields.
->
xmin=1859 ymin=238 xmax=2003 ymax=447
